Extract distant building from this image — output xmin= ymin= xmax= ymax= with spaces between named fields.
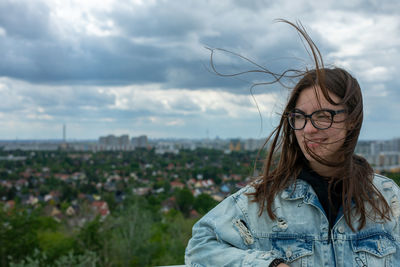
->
xmin=355 ymin=140 xmax=373 ymax=155
xmin=356 ymin=138 xmax=400 ymax=171
xmin=0 ymin=155 xmax=27 ymax=161
xmin=131 ymin=135 xmax=148 ymax=148
xmin=374 ymin=152 xmax=400 ymax=168
xmin=244 ymin=138 xmax=265 ymax=151
xmin=120 ymin=135 xmax=130 ymax=149
xmin=98 ymin=134 xmax=132 ymax=150
xmin=98 ymin=136 xmax=107 ymax=145
xmin=3 ymin=142 xmax=59 ymax=151
xmin=170 ymin=180 xmax=185 ymax=190
xmin=91 ymin=201 xmax=110 ymax=219
xmin=155 ymin=142 xmax=179 ymax=154
xmin=229 ymin=139 xmax=241 ymax=152
xmin=99 ymin=135 xmax=118 ymax=148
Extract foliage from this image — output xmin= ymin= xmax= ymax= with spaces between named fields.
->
xmin=9 ymin=249 xmax=98 ymax=267
xmin=175 ymin=188 xmax=195 ymax=216
xmin=37 ymin=231 xmax=76 ymax=263
xmin=101 ymin=199 xmax=155 ymax=266
xmin=0 ymin=208 xmax=41 ymax=266
xmin=76 ymin=217 xmax=104 ymax=253
xmin=194 ymin=193 xmax=218 ymax=214
xmin=0 ymin=148 xmax=265 ymax=266
xmin=385 ymin=172 xmax=400 ymax=186
xmin=2 ymin=199 xmax=197 ymax=267
xmin=150 ymin=210 xmax=197 ymax=266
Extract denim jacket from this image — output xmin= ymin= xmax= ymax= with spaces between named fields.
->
xmin=185 ymin=174 xmax=400 ymax=266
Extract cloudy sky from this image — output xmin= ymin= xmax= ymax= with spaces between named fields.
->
xmin=0 ymin=0 xmax=399 ymax=140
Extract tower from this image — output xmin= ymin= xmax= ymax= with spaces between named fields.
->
xmin=63 ymin=124 xmax=66 ymax=142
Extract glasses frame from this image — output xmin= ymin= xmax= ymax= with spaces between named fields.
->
xmin=287 ymin=109 xmax=347 ymax=130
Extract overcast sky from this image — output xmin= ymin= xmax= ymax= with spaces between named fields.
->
xmin=0 ymin=0 xmax=399 ymax=140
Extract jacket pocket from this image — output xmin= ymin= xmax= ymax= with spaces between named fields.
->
xmin=351 ymin=231 xmax=396 ymax=267
xmin=270 ymin=234 xmax=314 ymax=265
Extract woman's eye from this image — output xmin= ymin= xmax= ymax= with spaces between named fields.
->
xmin=317 ymin=115 xmax=329 ymax=119
xmin=291 ymin=114 xmax=303 ymax=119
xmin=314 ymin=111 xmax=331 ymax=120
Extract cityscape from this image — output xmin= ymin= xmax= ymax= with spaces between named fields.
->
xmin=0 ymin=137 xmax=264 ymax=265
xmin=1 ymin=133 xmax=400 ymax=265
xmin=2 ymin=134 xmax=400 ymax=172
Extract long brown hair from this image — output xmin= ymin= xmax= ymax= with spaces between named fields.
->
xmin=247 ymin=20 xmax=390 ymax=231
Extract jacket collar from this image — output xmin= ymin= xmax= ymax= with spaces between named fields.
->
xmin=280 ymin=179 xmax=314 ymax=200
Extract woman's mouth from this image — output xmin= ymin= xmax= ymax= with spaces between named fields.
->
xmin=305 ymin=138 xmax=326 ymax=148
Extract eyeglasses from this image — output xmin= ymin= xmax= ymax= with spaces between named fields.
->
xmin=287 ymin=109 xmax=346 ymax=130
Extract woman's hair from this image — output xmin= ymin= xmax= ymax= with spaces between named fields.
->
xmin=246 ymin=20 xmax=391 ymax=231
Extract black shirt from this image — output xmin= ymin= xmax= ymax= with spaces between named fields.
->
xmin=298 ymin=167 xmax=343 ymax=231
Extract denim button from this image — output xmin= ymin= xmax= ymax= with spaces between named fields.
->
xmin=338 ymin=226 xmax=344 ymax=233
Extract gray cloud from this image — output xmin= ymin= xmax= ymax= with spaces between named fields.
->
xmin=0 ymin=0 xmax=327 ymax=90
xmin=0 ymin=0 xmax=399 ymax=139
xmin=111 ymin=1 xmax=204 ymax=39
xmin=0 ymin=0 xmax=52 ymax=40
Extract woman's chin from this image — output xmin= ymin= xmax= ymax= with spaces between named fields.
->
xmin=304 ymin=151 xmax=325 ymax=162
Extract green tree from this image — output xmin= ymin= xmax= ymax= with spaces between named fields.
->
xmin=384 ymin=172 xmax=400 ymax=186
xmin=61 ymin=184 xmax=78 ymax=202
xmin=175 ymin=188 xmax=194 ymax=217
xmin=0 ymin=208 xmax=42 ymax=265
xmin=77 ymin=217 xmax=104 ymax=253
xmin=194 ymin=193 xmax=218 ymax=214
xmin=102 ymin=199 xmax=155 ymax=266
xmin=150 ymin=210 xmax=196 ymax=266
xmin=37 ymin=230 xmax=76 ymax=264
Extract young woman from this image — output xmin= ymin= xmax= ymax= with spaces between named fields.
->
xmin=185 ymin=22 xmax=400 ymax=267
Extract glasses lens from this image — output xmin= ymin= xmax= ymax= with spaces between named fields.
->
xmin=288 ymin=112 xmax=305 ymax=130
xmin=311 ymin=110 xmax=333 ymax=129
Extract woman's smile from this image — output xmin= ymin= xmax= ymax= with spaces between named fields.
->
xmin=305 ymin=138 xmax=326 ymax=148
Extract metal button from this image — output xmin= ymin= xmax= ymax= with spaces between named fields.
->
xmin=338 ymin=226 xmax=345 ymax=233
xmin=285 ymin=249 xmax=292 ymax=258
xmin=261 ymin=252 xmax=271 ymax=258
xmin=377 ymin=240 xmax=382 ymax=252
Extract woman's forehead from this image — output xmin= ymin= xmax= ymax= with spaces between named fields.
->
xmin=295 ymin=86 xmax=342 ymax=110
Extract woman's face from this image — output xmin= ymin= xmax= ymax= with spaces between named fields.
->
xmin=293 ymin=86 xmax=348 ymax=170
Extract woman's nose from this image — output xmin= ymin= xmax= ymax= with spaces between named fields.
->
xmin=303 ymin=118 xmax=319 ymax=133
